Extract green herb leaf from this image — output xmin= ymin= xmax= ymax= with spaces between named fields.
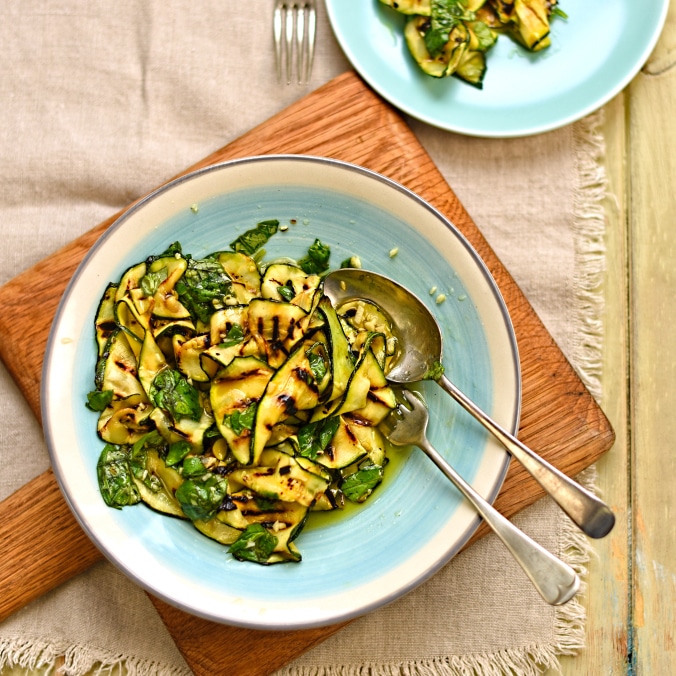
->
xmin=97 ymin=444 xmax=141 ymax=508
xmin=127 ymin=431 xmax=168 ymax=490
xmin=229 ymin=523 xmax=279 ymax=564
xmin=297 ymin=416 xmax=340 ymax=460
xmin=85 ymin=389 xmax=114 ymax=412
xmin=140 ymin=266 xmax=168 ymax=297
xmin=131 ymin=430 xmax=166 ymax=457
xmin=230 ymin=220 xmax=279 ymax=256
xmin=165 ymin=440 xmax=192 ymax=466
xmin=219 ymin=323 xmax=245 ymax=348
xmin=470 ymin=21 xmax=497 ymax=52
xmin=159 ymin=241 xmax=183 ymax=257
xmin=149 ymin=369 xmax=202 ymax=421
xmin=306 ymin=345 xmax=328 ymax=384
xmin=175 ymin=474 xmax=228 ymax=521
xmin=278 ymin=284 xmax=295 ymax=302
xmin=297 ymin=238 xmax=331 ymax=275
xmin=175 ymin=258 xmax=233 ymax=324
xmin=182 ymin=456 xmax=207 ymax=478
xmin=425 ymin=0 xmax=473 ymax=57
xmin=341 ymin=462 xmax=384 ymax=503
xmin=224 ymin=402 xmax=257 ymax=436
xmin=202 ymin=424 xmax=224 ymax=450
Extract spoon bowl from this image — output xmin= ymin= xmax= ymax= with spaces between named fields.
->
xmin=324 ymin=268 xmax=615 ymax=539
xmin=324 ymin=267 xmax=443 ymax=383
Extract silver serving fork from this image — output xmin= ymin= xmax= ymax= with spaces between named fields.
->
xmin=381 ymin=390 xmax=580 ymax=606
xmin=273 ymin=0 xmax=317 ymax=85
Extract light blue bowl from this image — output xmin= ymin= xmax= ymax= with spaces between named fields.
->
xmin=43 ymin=156 xmax=520 ymax=629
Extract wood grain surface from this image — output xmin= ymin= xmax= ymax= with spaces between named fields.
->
xmin=0 ymin=71 xmax=615 ymax=675
xmin=0 ymin=470 xmax=102 ymax=624
xmin=626 ymin=11 xmax=676 ymax=670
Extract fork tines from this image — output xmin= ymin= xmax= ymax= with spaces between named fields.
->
xmin=273 ymin=1 xmax=316 ymax=85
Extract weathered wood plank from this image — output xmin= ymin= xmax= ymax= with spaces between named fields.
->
xmin=551 ymin=92 xmax=632 ymax=675
xmin=0 ymin=470 xmax=103 ymax=625
xmin=628 ymin=4 xmax=676 ymax=671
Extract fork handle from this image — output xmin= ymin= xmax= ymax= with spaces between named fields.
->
xmin=436 ymin=375 xmax=615 ymax=539
xmin=418 ymin=436 xmax=580 ymax=606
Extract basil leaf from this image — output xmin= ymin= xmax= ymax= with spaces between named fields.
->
xmin=140 ymin=266 xmax=168 ymax=296
xmin=470 ymin=21 xmax=497 ymax=52
xmin=165 ymin=440 xmax=192 ymax=466
xmin=175 ymin=257 xmax=232 ymax=324
xmin=149 ymin=369 xmax=202 ymax=421
xmin=278 ymin=284 xmax=295 ymax=302
xmin=297 ymin=416 xmax=340 ymax=460
xmin=230 ymin=220 xmax=279 ymax=256
xmin=131 ymin=430 xmax=166 ymax=457
xmin=175 ymin=474 xmax=228 ymax=521
xmin=202 ymin=424 xmax=224 ymax=450
xmin=425 ymin=0 xmax=473 ymax=57
xmin=341 ymin=462 xmax=384 ymax=503
xmin=158 ymin=241 xmax=183 ymax=258
xmin=127 ymin=431 xmax=168 ymax=490
xmin=306 ymin=346 xmax=328 ymax=384
xmin=297 ymin=238 xmax=330 ymax=275
xmin=224 ymin=402 xmax=257 ymax=436
xmin=97 ymin=444 xmax=141 ymax=508
xmin=182 ymin=456 xmax=207 ymax=478
xmin=219 ymin=323 xmax=245 ymax=348
xmin=86 ymin=389 xmax=114 ymax=412
xmin=229 ymin=524 xmax=279 ymax=564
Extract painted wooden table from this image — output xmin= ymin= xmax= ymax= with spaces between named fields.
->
xmin=3 ymin=5 xmax=675 ymax=675
xmin=552 ymin=5 xmax=676 ymax=673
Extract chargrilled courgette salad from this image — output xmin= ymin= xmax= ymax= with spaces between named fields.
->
xmin=88 ymin=220 xmax=400 ymax=564
xmin=380 ymin=0 xmax=566 ymax=88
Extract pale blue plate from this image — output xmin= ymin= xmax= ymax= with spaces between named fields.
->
xmin=325 ymin=0 xmax=668 ymax=137
xmin=43 ymin=156 xmax=520 ymax=629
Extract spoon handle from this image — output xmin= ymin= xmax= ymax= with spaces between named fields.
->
xmin=418 ymin=435 xmax=580 ymax=606
xmin=437 ymin=375 xmax=615 ymax=539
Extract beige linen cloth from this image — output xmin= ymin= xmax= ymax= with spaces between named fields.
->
xmin=0 ymin=1 xmax=608 ymax=675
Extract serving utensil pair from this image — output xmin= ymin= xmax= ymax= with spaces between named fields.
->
xmin=324 ymin=268 xmax=616 ymax=606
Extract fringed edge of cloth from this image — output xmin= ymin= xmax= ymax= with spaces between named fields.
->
xmin=0 ymin=637 xmax=189 ymax=676
xmin=571 ymin=108 xmax=608 ymax=404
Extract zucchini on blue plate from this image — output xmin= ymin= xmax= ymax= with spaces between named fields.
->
xmin=381 ymin=0 xmax=565 ymax=89
xmin=89 ymin=230 xmax=399 ymax=565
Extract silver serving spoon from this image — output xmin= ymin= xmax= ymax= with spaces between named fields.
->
xmin=382 ymin=390 xmax=580 ymax=606
xmin=323 ymin=268 xmax=615 ymax=539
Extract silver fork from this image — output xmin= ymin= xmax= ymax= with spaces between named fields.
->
xmin=382 ymin=390 xmax=580 ymax=606
xmin=273 ymin=0 xmax=317 ymax=85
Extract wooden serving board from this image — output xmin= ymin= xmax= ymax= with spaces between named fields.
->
xmin=0 ymin=71 xmax=615 ymax=675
